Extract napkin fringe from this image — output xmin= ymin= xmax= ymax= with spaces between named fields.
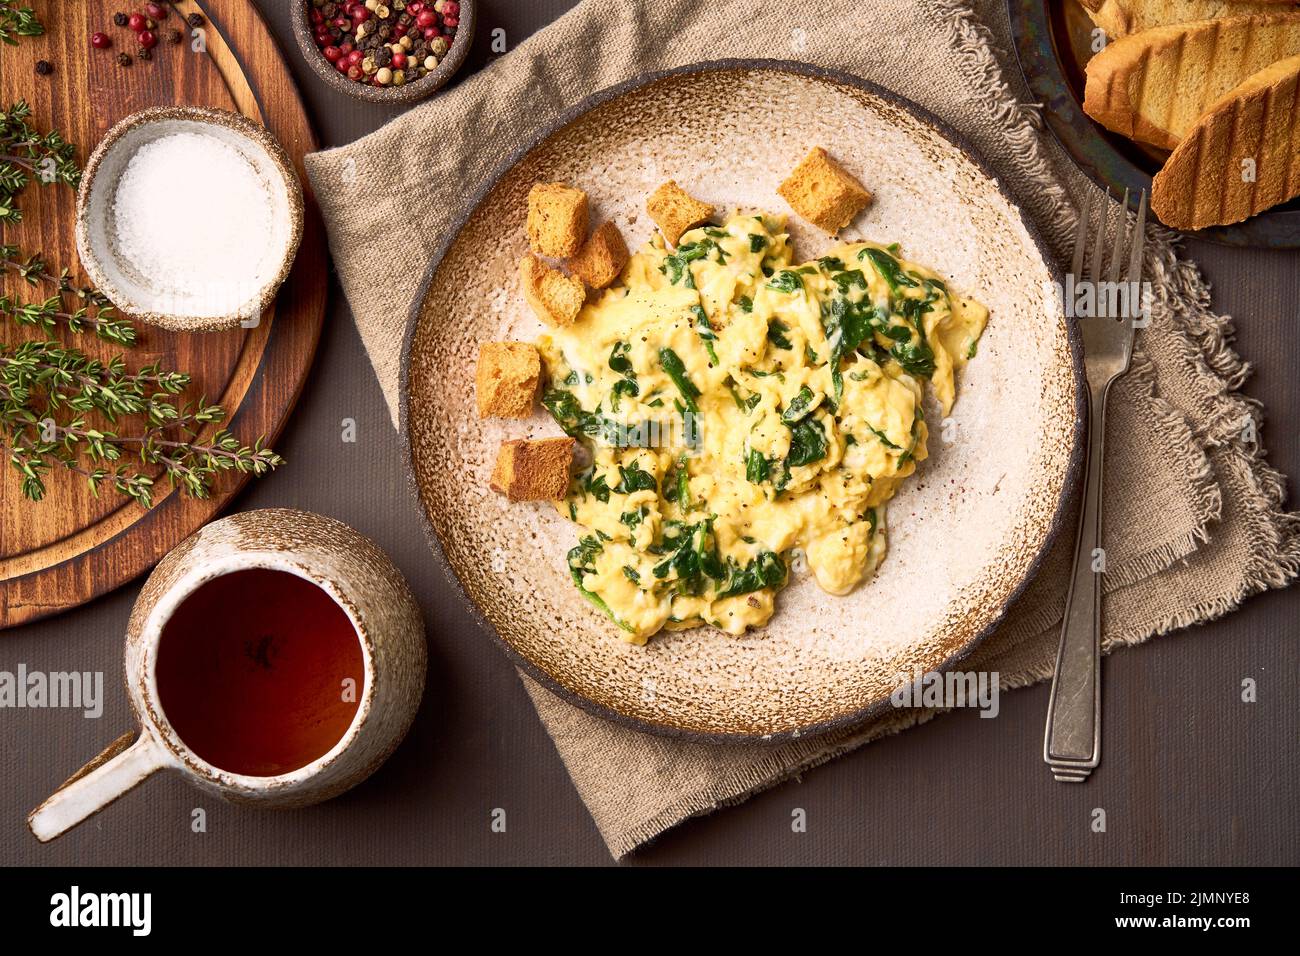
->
xmin=1148 ymin=229 xmax=1300 ymax=599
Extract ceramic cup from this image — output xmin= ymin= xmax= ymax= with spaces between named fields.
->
xmin=28 ymin=509 xmax=426 ymax=842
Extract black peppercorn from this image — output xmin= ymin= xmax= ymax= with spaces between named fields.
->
xmin=117 ymin=52 xmax=133 ymax=66
xmin=113 ymin=12 xmax=130 ymax=27
xmin=35 ymin=60 xmax=53 ymax=75
xmin=187 ymin=12 xmax=204 ymax=27
xmin=138 ymin=46 xmax=152 ymax=60
xmin=374 ymin=46 xmax=393 ymax=67
xmin=167 ymin=28 xmax=182 ymax=43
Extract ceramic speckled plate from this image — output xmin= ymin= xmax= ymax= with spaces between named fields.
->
xmin=402 ymin=61 xmax=1085 ymax=740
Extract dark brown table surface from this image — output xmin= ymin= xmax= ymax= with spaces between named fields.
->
xmin=3 ymin=0 xmax=1297 ymax=867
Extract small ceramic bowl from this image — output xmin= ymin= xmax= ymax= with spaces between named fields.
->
xmin=75 ymin=106 xmax=304 ymax=332
xmin=291 ymin=0 xmax=475 ymax=105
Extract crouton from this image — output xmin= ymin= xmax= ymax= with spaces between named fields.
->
xmin=568 ymin=221 xmax=629 ymax=289
xmin=520 ymin=255 xmax=586 ymax=327
xmin=646 ymin=181 xmax=714 ymax=246
xmin=777 ymin=147 xmax=873 ymax=234
xmin=476 ymin=342 xmax=541 ymax=419
xmin=527 ymin=182 xmax=589 ymax=258
xmin=490 ymin=437 xmax=575 ymax=501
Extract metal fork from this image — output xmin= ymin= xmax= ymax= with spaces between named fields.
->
xmin=1043 ymin=187 xmax=1147 ymax=783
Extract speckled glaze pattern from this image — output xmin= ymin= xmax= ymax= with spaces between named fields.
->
xmin=403 ymin=62 xmax=1084 ymax=740
xmin=120 ymin=508 xmax=427 ymax=806
xmin=289 ymin=0 xmax=476 ymax=105
xmin=75 ymin=106 xmax=304 ymax=332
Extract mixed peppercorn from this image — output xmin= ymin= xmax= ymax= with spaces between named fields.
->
xmin=90 ymin=3 xmax=199 ymax=68
xmin=308 ymin=0 xmax=461 ymax=88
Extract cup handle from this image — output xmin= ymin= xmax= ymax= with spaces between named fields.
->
xmin=28 ymin=729 xmax=169 ymax=842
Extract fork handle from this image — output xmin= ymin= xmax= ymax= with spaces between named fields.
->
xmin=1044 ymin=384 xmax=1108 ymax=782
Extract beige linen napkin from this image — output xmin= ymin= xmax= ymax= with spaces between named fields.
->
xmin=305 ymin=0 xmax=1299 ymax=857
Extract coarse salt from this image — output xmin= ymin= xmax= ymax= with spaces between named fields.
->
xmin=111 ymin=131 xmax=276 ymax=315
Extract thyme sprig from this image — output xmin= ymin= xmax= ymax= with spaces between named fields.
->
xmin=0 ymin=3 xmax=42 ymax=47
xmin=3 ymin=245 xmax=112 ymax=307
xmin=1 ymin=101 xmax=79 ymax=225
xmin=2 ymin=340 xmax=285 ymax=506
xmin=1 ymin=292 xmax=137 ymax=346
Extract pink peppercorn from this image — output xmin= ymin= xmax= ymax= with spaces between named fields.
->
xmin=91 ymin=31 xmax=112 ymax=49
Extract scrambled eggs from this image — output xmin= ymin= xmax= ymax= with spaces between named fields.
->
xmin=538 ymin=213 xmax=987 ymax=643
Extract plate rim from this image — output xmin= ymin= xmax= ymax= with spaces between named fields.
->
xmin=1005 ymin=0 xmax=1300 ymax=249
xmin=399 ymin=57 xmax=1087 ymax=742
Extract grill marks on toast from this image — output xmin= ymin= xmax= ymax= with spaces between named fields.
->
xmin=1152 ymin=53 xmax=1300 ymax=228
xmin=1084 ymin=12 xmax=1300 ymax=150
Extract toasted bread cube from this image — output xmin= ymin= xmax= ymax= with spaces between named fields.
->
xmin=520 ymin=255 xmax=586 ymax=327
xmin=568 ymin=221 xmax=630 ymax=289
xmin=777 ymin=147 xmax=873 ymax=234
xmin=647 ymin=181 xmax=714 ymax=246
xmin=490 ymin=437 xmax=575 ymax=501
xmin=527 ymin=182 xmax=589 ymax=258
xmin=476 ymin=342 xmax=541 ymax=419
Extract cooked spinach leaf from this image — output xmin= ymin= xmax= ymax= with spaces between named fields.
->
xmin=658 ymin=346 xmax=700 ymax=413
xmin=690 ymin=304 xmax=720 ymax=365
xmin=786 ymin=417 xmax=828 ymax=467
xmin=614 ymin=461 xmax=658 ymax=494
xmin=766 ymin=319 xmax=793 ymax=351
xmin=716 ymin=551 xmax=787 ymax=599
xmin=860 ymin=246 xmax=919 ymax=296
xmin=567 ymin=536 xmax=634 ymax=633
xmin=766 ymin=270 xmax=803 ymax=294
xmin=780 ymin=386 xmax=817 ymax=425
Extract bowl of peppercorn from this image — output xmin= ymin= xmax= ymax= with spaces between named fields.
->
xmin=292 ymin=0 xmax=474 ymax=104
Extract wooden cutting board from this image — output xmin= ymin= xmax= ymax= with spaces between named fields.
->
xmin=0 ymin=0 xmax=327 ymax=628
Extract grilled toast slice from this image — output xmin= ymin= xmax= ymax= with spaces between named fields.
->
xmin=1084 ymin=12 xmax=1300 ymax=149
xmin=1079 ymin=0 xmax=1298 ymax=39
xmin=1151 ymin=53 xmax=1300 ymax=228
